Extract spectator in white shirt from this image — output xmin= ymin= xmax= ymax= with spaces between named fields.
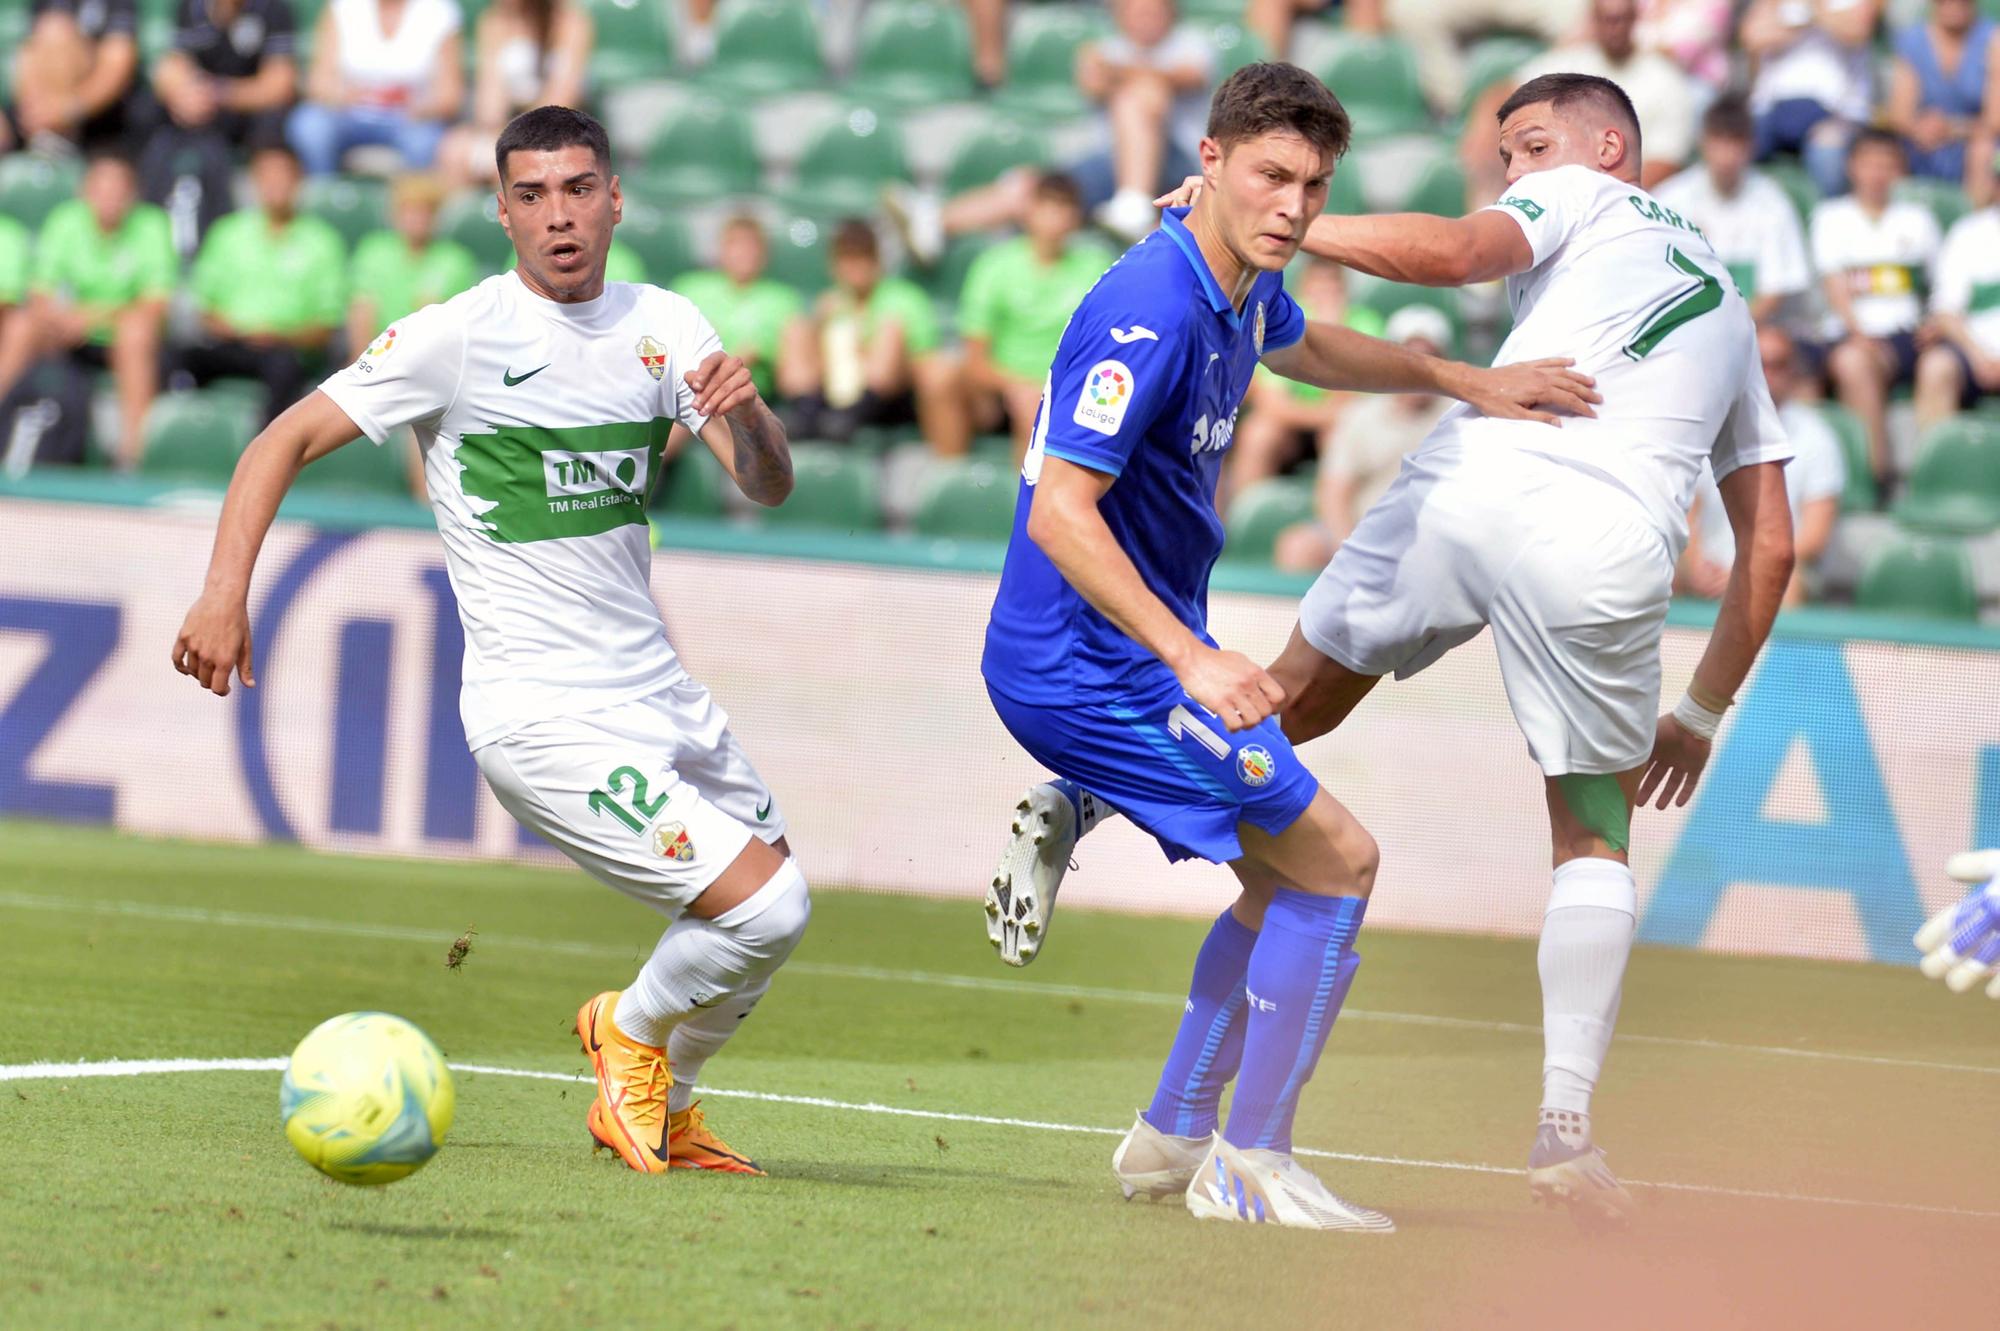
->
xmin=1741 ymin=0 xmax=1883 ymax=199
xmin=1514 ymin=0 xmax=1699 ymax=187
xmin=1682 ymin=323 xmax=1846 ymax=604
xmin=1916 ymin=169 xmax=2000 ymax=430
xmin=1654 ymin=92 xmax=1815 ymax=326
xmin=1812 ymin=128 xmax=1941 ymax=486
xmin=1074 ymin=0 xmax=1215 ymax=242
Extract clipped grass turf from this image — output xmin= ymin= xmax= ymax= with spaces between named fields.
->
xmin=1 ymin=820 xmax=1996 ymax=1329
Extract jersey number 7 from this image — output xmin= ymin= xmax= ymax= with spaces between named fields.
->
xmin=1624 ymin=247 xmax=1723 ymax=362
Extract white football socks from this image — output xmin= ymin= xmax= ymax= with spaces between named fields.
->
xmin=666 ymin=976 xmax=770 ymax=1113
xmin=1538 ymin=857 xmax=1636 ymax=1128
xmin=614 ymin=856 xmax=811 ymax=1049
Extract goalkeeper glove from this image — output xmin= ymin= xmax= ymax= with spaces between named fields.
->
xmin=1914 ymin=850 xmax=2000 ymax=998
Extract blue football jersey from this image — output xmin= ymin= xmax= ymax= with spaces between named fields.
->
xmin=982 ymin=207 xmax=1305 ymax=706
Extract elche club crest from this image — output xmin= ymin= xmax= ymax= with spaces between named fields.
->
xmin=636 ymin=335 xmax=667 ymax=381
xmin=653 ymin=820 xmax=695 ymax=862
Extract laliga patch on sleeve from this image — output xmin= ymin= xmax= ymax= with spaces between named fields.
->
xmin=1072 ymin=359 xmax=1136 ymax=436
xmin=355 ymin=324 xmax=399 ymax=373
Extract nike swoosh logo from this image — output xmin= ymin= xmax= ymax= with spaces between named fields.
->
xmin=503 ymin=364 xmax=549 ymax=386
xmin=755 ymin=797 xmax=772 ymax=821
xmin=1110 ymin=326 xmax=1158 ymax=344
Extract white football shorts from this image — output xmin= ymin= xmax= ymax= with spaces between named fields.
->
xmin=1297 ymin=444 xmax=1674 ymax=777
xmin=474 ymin=675 xmax=788 ymax=913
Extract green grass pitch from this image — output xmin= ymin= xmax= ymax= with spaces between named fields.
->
xmin=1 ymin=820 xmax=1995 ymax=1329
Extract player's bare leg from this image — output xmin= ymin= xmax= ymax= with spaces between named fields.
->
xmin=1528 ymin=768 xmax=1643 ymax=1229
xmin=1183 ymin=792 xmax=1395 ymax=1232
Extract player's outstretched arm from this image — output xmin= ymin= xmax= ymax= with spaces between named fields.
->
xmin=1915 ymin=850 xmax=2000 ymax=997
xmin=1027 ymin=455 xmax=1282 ymax=731
xmin=1637 ymin=460 xmax=1795 ymax=809
xmin=1261 ymin=321 xmax=1599 ymax=424
xmin=687 ymin=350 xmax=793 ymax=507
xmin=172 ymin=390 xmax=367 ymax=697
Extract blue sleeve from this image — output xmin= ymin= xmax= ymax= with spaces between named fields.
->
xmin=1260 ymin=278 xmax=1304 ymax=353
xmin=1039 ymin=275 xmax=1189 ymax=478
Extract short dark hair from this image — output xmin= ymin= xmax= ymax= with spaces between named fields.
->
xmin=720 ymin=213 xmax=766 ymax=242
xmin=1030 ymin=171 xmax=1083 ymax=210
xmin=1700 ymin=92 xmax=1754 ymax=143
xmin=82 ymin=145 xmax=138 ymax=174
xmin=1497 ymin=72 xmax=1643 ymax=161
xmin=1206 ymin=62 xmax=1352 ymax=162
xmin=495 ymin=105 xmax=611 ymax=185
xmin=248 ymin=139 xmax=301 ymax=171
xmin=830 ymin=218 xmax=879 ymax=261
xmin=1848 ymin=126 xmax=1905 ymax=162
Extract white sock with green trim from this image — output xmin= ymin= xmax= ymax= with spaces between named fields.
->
xmin=1538 ymin=857 xmax=1636 ymax=1126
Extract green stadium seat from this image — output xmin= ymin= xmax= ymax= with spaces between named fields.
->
xmin=780 ymin=107 xmax=909 ymax=217
xmin=921 ymin=231 xmax=996 ymax=303
xmin=851 ymin=2 xmax=975 ymax=106
xmin=943 ymin=123 xmax=1047 ymax=196
xmin=139 ymin=391 xmax=259 ymax=485
xmin=1208 ymin=24 xmax=1268 ymax=80
xmin=301 ymin=175 xmax=388 ymax=248
xmin=1177 ymin=0 xmax=1245 ymax=19
xmin=763 ymin=214 xmax=834 ymax=295
xmin=583 ymin=0 xmax=675 ymax=86
xmin=1894 ymin=176 xmax=1971 ymax=235
xmin=1224 ymin=477 xmax=1315 ymax=563
xmin=651 ymin=445 xmax=727 ymax=518
xmin=1326 ymin=158 xmax=1366 ymax=216
xmin=1895 ymin=417 xmax=2000 ymax=534
xmin=1856 ymin=532 xmax=1980 ymax=619
xmin=762 ymin=443 xmax=881 ymax=531
xmin=440 ymin=190 xmax=515 ymax=274
xmin=1401 ymin=156 xmax=1466 ymax=217
xmin=642 ymin=98 xmax=761 ymax=201
xmin=1763 ymin=160 xmax=1819 ymax=226
xmin=613 ymin=200 xmax=692 ymax=283
xmin=1458 ymin=35 xmax=1543 ymax=116
xmin=0 ymin=154 xmax=82 ymax=232
xmin=1320 ymin=36 xmax=1430 ymax=137
xmin=295 ymin=435 xmax=412 ymax=498
xmin=1352 ymin=278 xmax=1463 ymax=349
xmin=694 ymin=0 xmax=825 ymax=96
xmin=1815 ymin=401 xmax=1877 ymax=511
xmin=912 ymin=459 xmax=1017 ymax=540
xmin=993 ymin=8 xmax=1100 ymax=121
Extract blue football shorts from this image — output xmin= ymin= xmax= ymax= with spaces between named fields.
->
xmin=987 ymin=676 xmax=1320 ymax=865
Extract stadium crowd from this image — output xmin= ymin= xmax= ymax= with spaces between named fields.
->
xmin=1 ymin=0 xmax=1998 ymax=616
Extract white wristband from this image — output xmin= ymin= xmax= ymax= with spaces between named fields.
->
xmin=1672 ymin=690 xmax=1726 ymax=742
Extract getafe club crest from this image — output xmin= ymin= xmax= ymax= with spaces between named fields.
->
xmin=1237 ymin=744 xmax=1277 ymax=788
xmin=637 ymin=335 xmax=667 ymax=381
xmin=653 ymin=821 xmax=695 ymax=862
xmin=1253 ymin=302 xmax=1266 ymax=355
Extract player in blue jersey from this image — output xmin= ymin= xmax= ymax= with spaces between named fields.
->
xmin=981 ymin=63 xmax=1600 ymax=1232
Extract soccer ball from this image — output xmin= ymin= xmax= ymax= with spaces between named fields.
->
xmin=280 ymin=1011 xmax=455 ymax=1186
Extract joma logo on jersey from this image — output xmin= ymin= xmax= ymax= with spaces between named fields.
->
xmin=542 ymin=448 xmax=649 ymax=509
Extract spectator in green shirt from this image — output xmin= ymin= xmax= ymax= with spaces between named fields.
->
xmin=957 ymin=173 xmax=1114 ymax=459
xmin=1225 ymin=258 xmax=1387 ymax=501
xmin=672 ymin=215 xmax=804 ymax=403
xmin=183 ymin=142 xmax=347 ymax=423
xmin=0 ymin=151 xmax=176 ymax=468
xmin=778 ymin=218 xmax=961 ymax=451
xmin=346 ymin=172 xmax=481 ymax=356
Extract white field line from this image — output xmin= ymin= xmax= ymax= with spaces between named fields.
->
xmin=4 ymin=888 xmax=1996 ymax=1079
xmin=1 ymin=1056 xmax=1995 ymax=1222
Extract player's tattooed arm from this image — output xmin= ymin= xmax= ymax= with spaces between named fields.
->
xmin=173 ymin=391 xmax=370 ymax=697
xmin=689 ymin=350 xmax=794 ymax=506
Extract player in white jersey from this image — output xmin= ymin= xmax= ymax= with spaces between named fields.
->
xmin=1017 ymin=73 xmax=1799 ymax=1226
xmin=171 ymin=106 xmax=809 ymax=1177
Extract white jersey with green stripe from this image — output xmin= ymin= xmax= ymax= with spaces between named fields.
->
xmin=320 ymin=271 xmax=720 ymax=748
xmin=1425 ymin=163 xmax=1792 ymax=555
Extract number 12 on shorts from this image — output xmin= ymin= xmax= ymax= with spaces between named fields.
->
xmin=588 ymin=765 xmax=668 ymax=836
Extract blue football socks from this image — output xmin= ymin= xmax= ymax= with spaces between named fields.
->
xmin=1222 ymin=889 xmax=1366 ymax=1155
xmin=1143 ymin=908 xmax=1258 ymax=1138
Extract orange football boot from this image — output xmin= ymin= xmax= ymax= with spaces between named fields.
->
xmin=667 ymin=1101 xmax=765 ymax=1175
xmin=574 ymin=990 xmax=672 ymax=1173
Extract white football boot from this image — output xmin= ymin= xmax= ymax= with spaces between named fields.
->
xmin=985 ymin=783 xmax=1081 ymax=966
xmin=1185 ymin=1135 xmax=1396 ymax=1233
xmin=1527 ymin=1120 xmax=1636 ymax=1231
xmin=1111 ymin=1112 xmax=1210 ymax=1201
